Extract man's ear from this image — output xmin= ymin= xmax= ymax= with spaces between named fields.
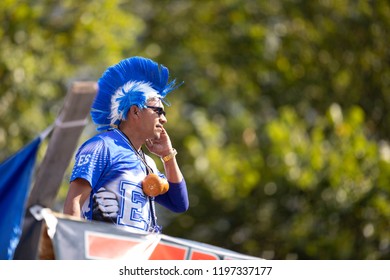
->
xmin=129 ymin=105 xmax=140 ymax=118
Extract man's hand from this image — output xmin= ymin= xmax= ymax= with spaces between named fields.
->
xmin=145 ymin=127 xmax=173 ymax=157
xmin=92 ymin=188 xmax=119 ymax=223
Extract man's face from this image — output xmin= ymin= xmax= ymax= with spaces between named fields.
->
xmin=140 ymin=97 xmax=167 ymax=140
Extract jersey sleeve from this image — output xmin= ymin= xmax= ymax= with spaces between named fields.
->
xmin=70 ymin=137 xmax=111 ymax=191
xmin=155 ymin=179 xmax=189 ymax=213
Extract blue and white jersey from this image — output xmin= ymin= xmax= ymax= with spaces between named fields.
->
xmin=70 ymin=129 xmax=166 ymax=233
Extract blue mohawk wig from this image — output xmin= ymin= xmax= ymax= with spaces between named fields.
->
xmin=91 ymin=56 xmax=181 ymax=131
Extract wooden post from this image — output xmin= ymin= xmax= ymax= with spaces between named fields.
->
xmin=27 ymin=81 xmax=97 ymax=207
xmin=14 ymin=81 xmax=97 ymax=259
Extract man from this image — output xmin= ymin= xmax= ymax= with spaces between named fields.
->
xmin=63 ymin=56 xmax=189 ymax=233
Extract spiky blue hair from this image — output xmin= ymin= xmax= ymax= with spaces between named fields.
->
xmin=91 ymin=56 xmax=181 ymax=131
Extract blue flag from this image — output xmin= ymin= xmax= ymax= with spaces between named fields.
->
xmin=0 ymin=137 xmax=42 ymax=259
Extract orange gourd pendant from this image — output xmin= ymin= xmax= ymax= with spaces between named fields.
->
xmin=142 ymin=173 xmax=169 ymax=197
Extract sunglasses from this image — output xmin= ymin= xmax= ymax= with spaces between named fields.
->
xmin=146 ymin=106 xmax=166 ymax=117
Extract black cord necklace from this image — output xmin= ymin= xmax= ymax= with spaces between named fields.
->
xmin=118 ymin=129 xmax=152 ymax=174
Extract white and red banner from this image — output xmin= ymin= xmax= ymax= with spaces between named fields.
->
xmin=37 ymin=208 xmax=259 ymax=260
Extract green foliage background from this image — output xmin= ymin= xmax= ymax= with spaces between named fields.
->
xmin=1 ymin=0 xmax=390 ymax=259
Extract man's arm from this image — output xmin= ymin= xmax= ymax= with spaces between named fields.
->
xmin=161 ymin=151 xmax=183 ymax=183
xmin=63 ymin=178 xmax=91 ymax=218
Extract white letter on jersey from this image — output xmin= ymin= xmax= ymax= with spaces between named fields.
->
xmin=118 ymin=181 xmax=150 ymax=231
xmin=77 ymin=154 xmax=91 ymax=166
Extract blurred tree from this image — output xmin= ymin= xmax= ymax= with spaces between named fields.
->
xmin=0 ymin=0 xmax=144 ymax=159
xmin=132 ymin=0 xmax=390 ymax=259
